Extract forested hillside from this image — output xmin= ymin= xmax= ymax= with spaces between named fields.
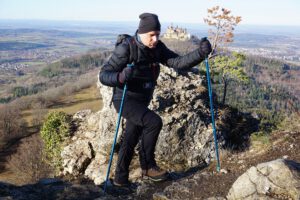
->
xmin=211 ymin=54 xmax=300 ymax=132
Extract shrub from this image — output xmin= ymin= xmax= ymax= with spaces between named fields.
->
xmin=39 ymin=62 xmax=64 ymax=78
xmin=277 ymin=113 xmax=300 ymax=132
xmin=0 ymin=104 xmax=26 ymax=148
xmin=40 ymin=111 xmax=71 ymax=170
xmin=12 ymin=86 xmax=28 ymax=97
xmin=255 ymin=109 xmax=284 ymax=133
xmin=7 ymin=135 xmax=53 ymax=184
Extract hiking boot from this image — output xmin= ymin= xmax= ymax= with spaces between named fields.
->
xmin=142 ymin=166 xmax=168 ymax=181
xmin=111 ymin=180 xmax=137 ymax=195
xmin=113 ymin=180 xmax=131 ymax=187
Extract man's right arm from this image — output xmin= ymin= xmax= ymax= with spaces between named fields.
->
xmin=99 ymin=42 xmax=129 ymax=87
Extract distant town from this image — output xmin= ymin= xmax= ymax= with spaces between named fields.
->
xmin=0 ymin=21 xmax=299 ymax=77
xmin=162 ymin=25 xmax=300 ymax=64
xmin=229 ymin=47 xmax=300 ymax=63
xmin=0 ymin=48 xmax=79 ymax=74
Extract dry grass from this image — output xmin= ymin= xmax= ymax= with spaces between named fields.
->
xmin=22 ymin=84 xmax=102 ymax=126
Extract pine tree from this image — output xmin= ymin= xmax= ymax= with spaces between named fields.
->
xmin=204 ymin=6 xmax=248 ymax=105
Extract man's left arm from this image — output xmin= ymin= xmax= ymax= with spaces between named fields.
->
xmin=159 ymin=38 xmax=211 ymax=69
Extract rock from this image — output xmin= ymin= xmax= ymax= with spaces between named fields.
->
xmin=62 ymin=140 xmax=95 ymax=176
xmin=153 ymin=176 xmax=202 ymax=199
xmin=136 ymin=182 xmax=154 ymax=197
xmin=153 ymin=192 xmax=171 ymax=200
xmin=205 ymin=197 xmax=226 ymax=200
xmin=283 ymin=155 xmax=289 ymax=159
xmin=237 ymin=160 xmax=244 ymax=164
xmin=73 ymin=109 xmax=92 ymax=121
xmin=220 ymin=169 xmax=228 ymax=174
xmin=61 ymin=66 xmax=230 ymax=185
xmin=227 ymin=159 xmax=300 ymax=200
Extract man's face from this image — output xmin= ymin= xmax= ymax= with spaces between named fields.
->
xmin=139 ymin=31 xmax=160 ymax=49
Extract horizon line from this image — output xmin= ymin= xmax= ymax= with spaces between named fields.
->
xmin=1 ymin=18 xmax=300 ymax=27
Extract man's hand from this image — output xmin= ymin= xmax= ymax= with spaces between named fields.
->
xmin=199 ymin=37 xmax=212 ymax=58
xmin=118 ymin=66 xmax=133 ymax=84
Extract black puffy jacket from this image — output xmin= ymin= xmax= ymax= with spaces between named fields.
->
xmin=99 ymin=32 xmax=205 ymax=102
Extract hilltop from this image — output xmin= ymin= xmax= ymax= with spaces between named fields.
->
xmin=0 ymin=21 xmax=300 ymax=199
xmin=0 ymin=67 xmax=299 ymax=199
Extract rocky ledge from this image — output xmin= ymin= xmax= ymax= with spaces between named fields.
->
xmin=61 ymin=66 xmax=228 ymax=185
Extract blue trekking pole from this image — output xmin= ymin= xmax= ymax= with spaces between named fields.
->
xmin=205 ymin=57 xmax=221 ymax=172
xmin=104 ymin=63 xmax=134 ymax=193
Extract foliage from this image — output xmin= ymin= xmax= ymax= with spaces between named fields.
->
xmin=209 ymin=52 xmax=300 ymax=136
xmin=220 ymin=54 xmax=300 ymax=113
xmin=277 ymin=113 xmax=300 ymax=132
xmin=61 ymin=53 xmax=108 ymax=69
xmin=39 ymin=62 xmax=64 ymax=78
xmin=213 ymin=52 xmax=248 ymax=81
xmin=12 ymin=86 xmax=29 ymax=98
xmin=204 ymin=6 xmax=242 ymax=53
xmin=250 ymin=132 xmax=270 ymax=146
xmin=2 ymin=83 xmax=48 ymax=103
xmin=38 ymin=51 xmax=110 ymax=78
xmin=204 ymin=6 xmax=247 ymax=105
xmin=0 ymin=96 xmax=12 ymax=103
xmin=40 ymin=111 xmax=71 ymax=170
xmin=255 ymin=109 xmax=284 ymax=133
xmin=211 ymin=52 xmax=249 ymax=104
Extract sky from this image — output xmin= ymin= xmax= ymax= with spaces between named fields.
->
xmin=0 ymin=0 xmax=300 ymax=26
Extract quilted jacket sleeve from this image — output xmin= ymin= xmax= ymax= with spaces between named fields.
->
xmin=99 ymin=42 xmax=130 ymax=87
xmin=159 ymin=42 xmax=205 ymax=69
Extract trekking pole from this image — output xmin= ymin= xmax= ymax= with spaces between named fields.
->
xmin=205 ymin=57 xmax=221 ymax=172
xmin=104 ymin=63 xmax=134 ymax=193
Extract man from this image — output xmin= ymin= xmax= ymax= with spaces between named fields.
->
xmin=100 ymin=12 xmax=212 ymax=187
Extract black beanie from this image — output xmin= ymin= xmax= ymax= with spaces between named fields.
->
xmin=138 ymin=13 xmax=161 ymax=34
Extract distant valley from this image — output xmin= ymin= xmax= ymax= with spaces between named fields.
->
xmin=231 ymin=33 xmax=300 ymax=64
xmin=0 ymin=19 xmax=299 ymax=96
xmin=1 ymin=20 xmax=299 ymax=70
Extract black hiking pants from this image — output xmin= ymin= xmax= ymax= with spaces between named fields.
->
xmin=113 ymin=96 xmax=162 ymax=184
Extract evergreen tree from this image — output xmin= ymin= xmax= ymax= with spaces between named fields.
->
xmin=204 ymin=6 xmax=248 ymax=105
xmin=212 ymin=52 xmax=249 ymax=104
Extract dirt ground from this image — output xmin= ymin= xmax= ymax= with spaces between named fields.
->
xmin=133 ymin=130 xmax=300 ymax=199
xmin=0 ymin=130 xmax=299 ymax=200
xmin=191 ymin=131 xmax=300 ymax=199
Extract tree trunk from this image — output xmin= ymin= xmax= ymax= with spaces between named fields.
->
xmin=222 ymin=78 xmax=228 ymax=105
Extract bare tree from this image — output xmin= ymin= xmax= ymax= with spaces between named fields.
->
xmin=204 ymin=6 xmax=242 ymax=54
xmin=0 ymin=104 xmax=26 ymax=145
xmin=7 ymin=134 xmax=53 ymax=184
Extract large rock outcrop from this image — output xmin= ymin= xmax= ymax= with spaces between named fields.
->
xmin=61 ymin=66 xmax=225 ymax=184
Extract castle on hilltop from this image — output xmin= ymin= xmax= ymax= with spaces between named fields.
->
xmin=163 ymin=25 xmax=191 ymax=41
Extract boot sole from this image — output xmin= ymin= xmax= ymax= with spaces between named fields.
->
xmin=143 ymin=174 xmax=168 ymax=182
